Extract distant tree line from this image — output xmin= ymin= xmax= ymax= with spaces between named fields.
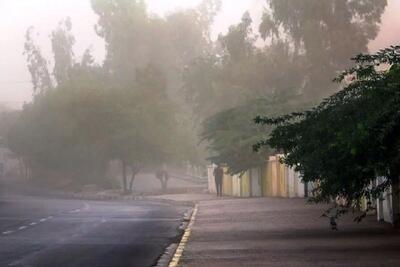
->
xmin=4 ymin=0 xmax=222 ymax=192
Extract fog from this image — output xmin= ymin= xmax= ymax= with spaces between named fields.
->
xmin=2 ymin=0 xmax=398 ymax=110
xmin=0 ymin=1 xmax=400 ymax=265
xmin=0 ymin=0 xmax=399 ymax=196
xmin=0 ymin=0 xmax=265 ymax=109
xmin=0 ymin=0 xmax=400 ymax=195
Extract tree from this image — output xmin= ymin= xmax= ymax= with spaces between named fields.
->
xmin=155 ymin=166 xmax=169 ymax=192
xmin=7 ymin=66 xmax=113 ymax=185
xmin=91 ymin=0 xmax=217 ymax=167
xmin=184 ymin=13 xmax=303 ymax=121
xmin=185 ymin=1 xmax=387 ymax=123
xmin=259 ymin=0 xmax=387 ymax=100
xmin=192 ymin=0 xmax=387 ymax=181
xmin=189 ymin=13 xmax=307 ymax=174
xmin=255 ymin=45 xmax=400 ymax=226
xmin=105 ymin=65 xmax=180 ymax=193
xmin=51 ymin=17 xmax=75 ymax=85
xmin=24 ymin=27 xmax=53 ymax=94
xmin=201 ymin=99 xmax=296 ymax=174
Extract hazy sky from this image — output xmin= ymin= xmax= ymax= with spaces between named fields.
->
xmin=0 ymin=0 xmax=399 ymax=109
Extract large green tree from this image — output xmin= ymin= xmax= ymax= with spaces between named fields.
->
xmin=188 ymin=0 xmax=387 ymax=177
xmin=23 ymin=27 xmax=53 ymax=94
xmin=255 ymin=46 xmax=400 ymax=226
xmin=183 ymin=13 xmax=305 ymax=121
xmin=260 ymin=0 xmax=387 ymax=99
xmin=105 ymin=65 xmax=180 ymax=193
xmin=201 ymin=99 xmax=297 ymax=174
xmin=91 ymin=0 xmax=220 ymax=166
xmin=51 ymin=17 xmax=75 ymax=86
xmin=185 ymin=0 xmax=387 ymax=122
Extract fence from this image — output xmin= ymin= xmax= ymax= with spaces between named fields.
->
xmin=207 ymin=155 xmax=306 ymax=198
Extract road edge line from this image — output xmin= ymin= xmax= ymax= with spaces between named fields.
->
xmin=168 ymin=204 xmax=198 ymax=267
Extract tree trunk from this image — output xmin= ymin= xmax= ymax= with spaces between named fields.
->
xmin=128 ymin=162 xmax=142 ymax=193
xmin=128 ymin=173 xmax=135 ymax=193
xmin=25 ymin=162 xmax=29 ymax=180
xmin=392 ymin=174 xmax=400 ymax=228
xmin=160 ymin=178 xmax=168 ymax=193
xmin=121 ymin=160 xmax=127 ymax=193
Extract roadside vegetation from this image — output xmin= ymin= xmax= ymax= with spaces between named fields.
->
xmin=1 ymin=0 xmax=398 ymax=221
xmin=255 ymin=46 xmax=400 ymax=225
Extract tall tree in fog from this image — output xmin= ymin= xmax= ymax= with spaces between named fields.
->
xmin=91 ymin=0 xmax=149 ymax=84
xmin=184 ymin=12 xmax=304 ymax=120
xmin=106 ymin=66 xmax=179 ymax=193
xmin=51 ymin=17 xmax=75 ymax=86
xmin=91 ymin=0 xmax=221 ymax=165
xmin=190 ymin=0 xmax=387 ymax=174
xmin=259 ymin=0 xmax=387 ymax=99
xmin=24 ymin=27 xmax=53 ymax=94
xmin=90 ymin=0 xmax=220 ymax=92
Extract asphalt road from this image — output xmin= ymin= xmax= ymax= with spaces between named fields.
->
xmin=0 ymin=195 xmax=188 ymax=267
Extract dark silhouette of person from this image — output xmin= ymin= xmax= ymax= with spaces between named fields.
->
xmin=213 ymin=164 xmax=224 ymax=196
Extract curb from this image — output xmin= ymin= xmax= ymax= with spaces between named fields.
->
xmin=168 ymin=204 xmax=198 ymax=267
xmin=154 ymin=206 xmax=195 ymax=267
xmin=142 ymin=197 xmax=196 ymax=207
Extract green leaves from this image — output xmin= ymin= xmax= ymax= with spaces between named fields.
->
xmin=256 ymin=45 xmax=400 ymax=206
xmin=201 ymin=98 xmax=299 ymax=175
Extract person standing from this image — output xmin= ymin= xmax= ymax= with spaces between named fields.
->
xmin=213 ymin=164 xmax=224 ymax=196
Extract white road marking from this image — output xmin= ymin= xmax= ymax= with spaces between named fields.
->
xmin=39 ymin=218 xmax=47 ymax=222
xmin=47 ymin=216 xmax=53 ymax=219
xmin=18 ymin=226 xmax=27 ymax=230
xmin=29 ymin=222 xmax=37 ymax=226
xmin=2 ymin=230 xmax=13 ymax=235
xmin=69 ymin=209 xmax=80 ymax=213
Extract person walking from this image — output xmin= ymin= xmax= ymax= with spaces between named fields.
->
xmin=213 ymin=164 xmax=224 ymax=196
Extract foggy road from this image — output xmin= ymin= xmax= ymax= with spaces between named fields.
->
xmin=0 ymin=195 xmax=187 ymax=267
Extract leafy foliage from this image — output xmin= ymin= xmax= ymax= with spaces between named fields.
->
xmin=51 ymin=17 xmax=75 ymax=86
xmin=183 ymin=14 xmax=305 ymax=121
xmin=201 ymin=99 xmax=300 ymax=174
xmin=11 ymin=3 xmax=201 ymax=190
xmin=7 ymin=63 xmax=179 ymax=190
xmin=24 ymin=27 xmax=53 ymax=94
xmin=255 ymin=46 xmax=400 ymax=207
xmin=188 ymin=1 xmax=387 ymax=174
xmin=91 ymin=0 xmax=220 ymax=164
xmin=260 ymin=0 xmax=387 ymax=99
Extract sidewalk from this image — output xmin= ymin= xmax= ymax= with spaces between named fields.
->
xmin=179 ymin=197 xmax=400 ymax=267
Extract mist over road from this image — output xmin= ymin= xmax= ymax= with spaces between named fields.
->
xmin=0 ymin=195 xmax=187 ymax=267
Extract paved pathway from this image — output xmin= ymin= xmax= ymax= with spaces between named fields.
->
xmin=180 ymin=197 xmax=400 ymax=267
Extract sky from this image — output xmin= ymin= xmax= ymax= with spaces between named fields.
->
xmin=0 ymin=0 xmax=399 ymax=109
